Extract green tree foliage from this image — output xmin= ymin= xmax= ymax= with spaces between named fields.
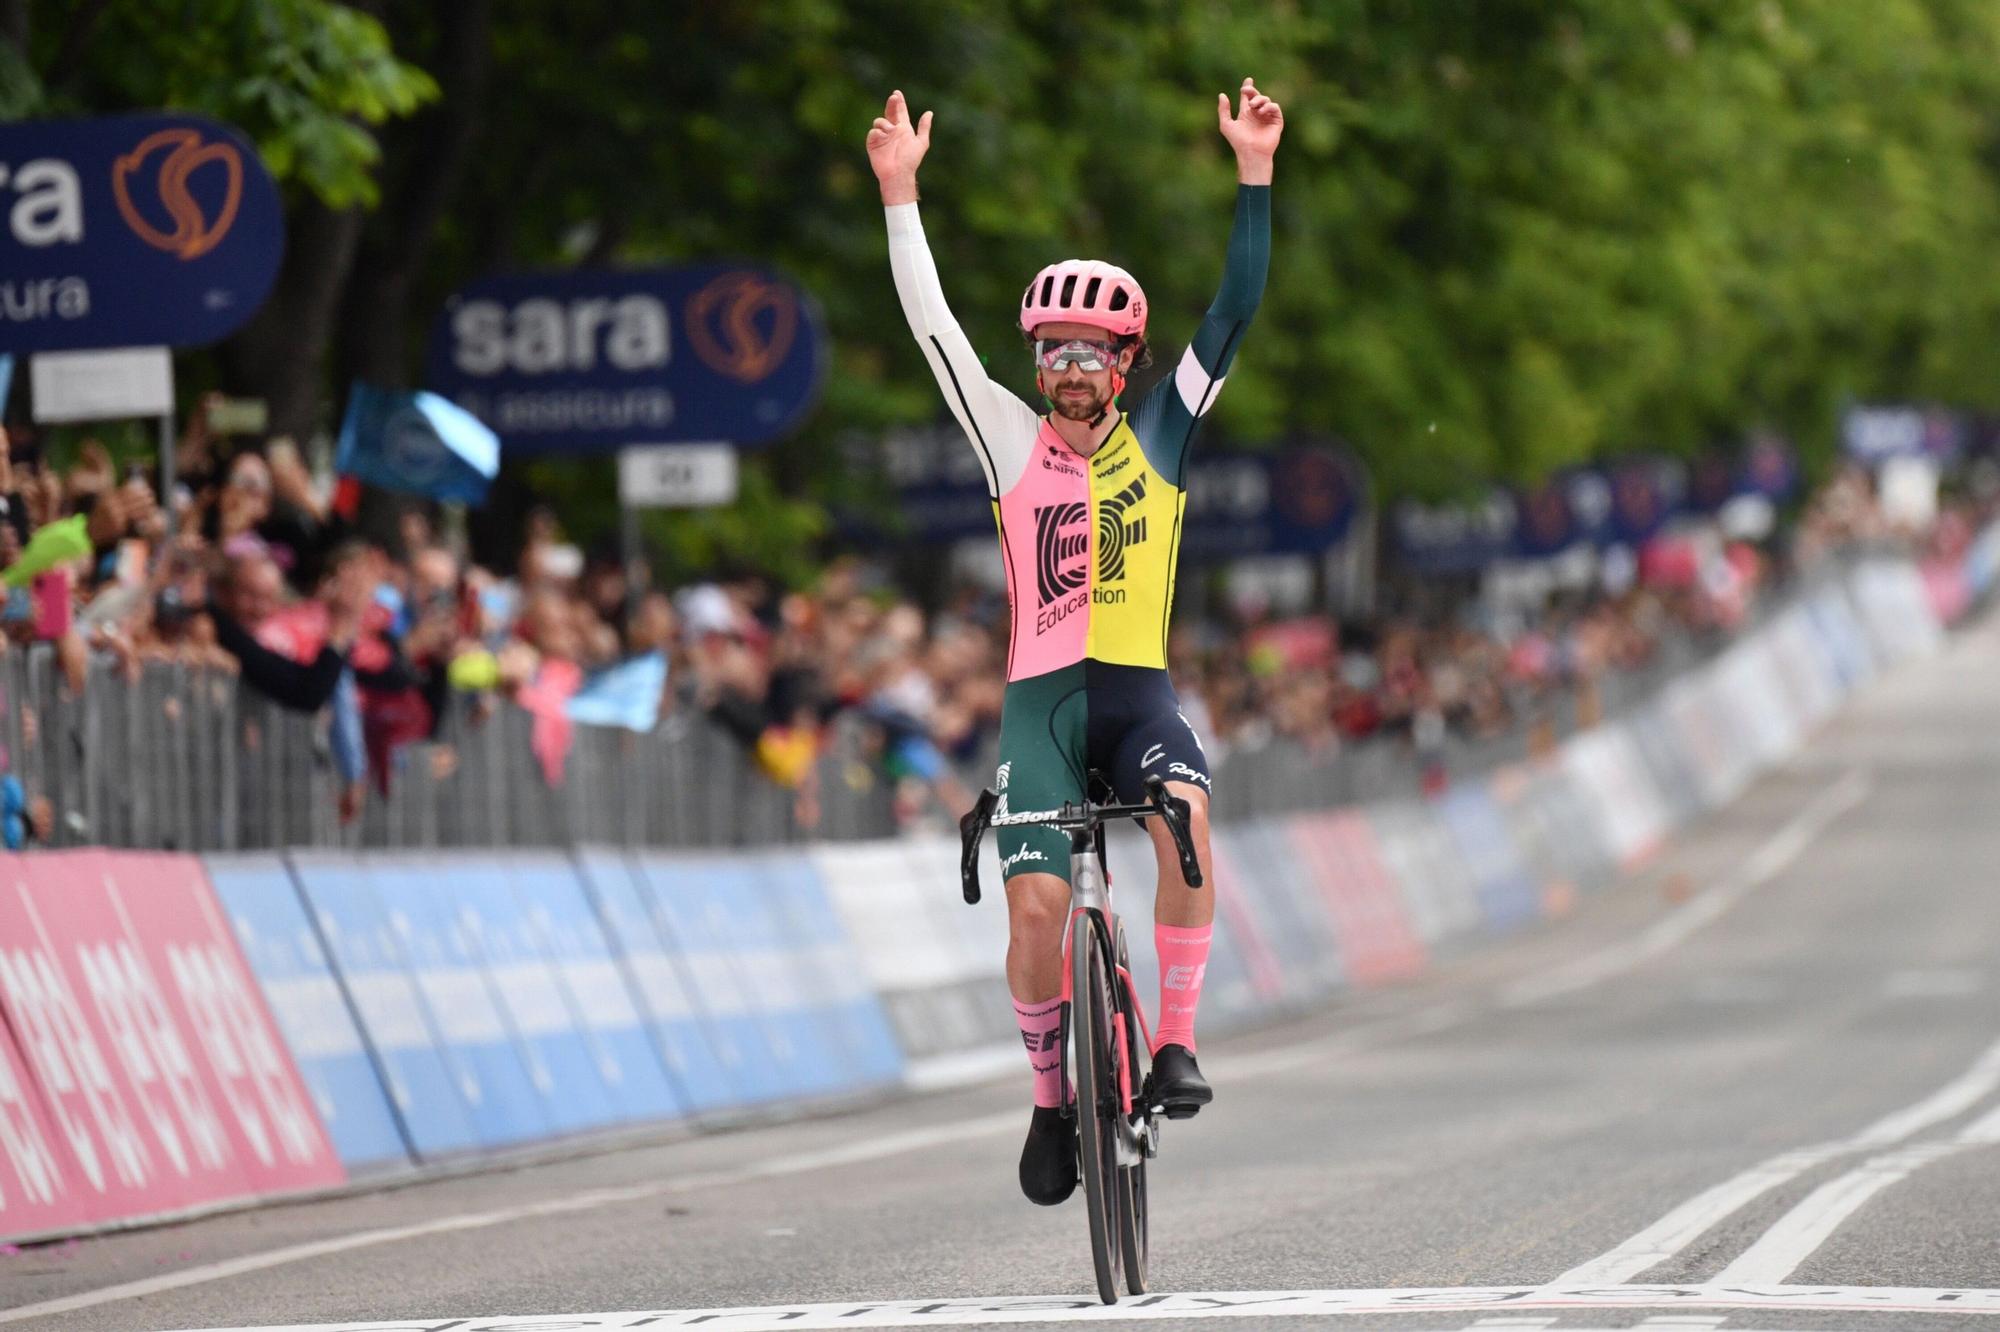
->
xmin=11 ymin=0 xmax=2000 ymax=556
xmin=2 ymin=0 xmax=435 ymax=206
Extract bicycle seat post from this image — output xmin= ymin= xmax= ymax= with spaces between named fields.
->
xmin=1069 ymin=811 xmax=1110 ymax=916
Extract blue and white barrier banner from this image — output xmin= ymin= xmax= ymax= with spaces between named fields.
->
xmin=627 ymin=854 xmax=826 ymax=1103
xmin=570 ymin=849 xmax=744 ymax=1116
xmin=1436 ymin=788 xmax=1541 ymax=933
xmin=1560 ymin=726 xmax=1669 ymax=869
xmin=365 ymin=859 xmax=560 ymax=1147
xmin=1363 ymin=801 xmax=1483 ymax=946
xmin=204 ymin=856 xmax=409 ymax=1170
xmin=285 ymin=856 xmax=482 ymax=1160
xmin=1225 ymin=819 xmax=1347 ymax=1000
xmin=815 ymin=840 xmax=1015 ymax=1079
xmin=757 ymin=856 xmax=906 ymax=1091
xmin=499 ymin=854 xmax=685 ymax=1125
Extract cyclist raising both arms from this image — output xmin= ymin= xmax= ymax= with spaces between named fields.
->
xmin=869 ymin=78 xmax=1280 ymax=1205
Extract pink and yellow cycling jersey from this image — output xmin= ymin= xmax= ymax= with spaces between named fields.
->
xmin=885 ymin=186 xmax=1269 ymax=681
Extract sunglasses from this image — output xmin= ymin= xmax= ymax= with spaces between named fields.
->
xmin=1034 ymin=338 xmax=1122 ymax=373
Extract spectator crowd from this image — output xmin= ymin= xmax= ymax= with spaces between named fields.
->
xmin=2 ymin=395 xmax=1992 ymax=849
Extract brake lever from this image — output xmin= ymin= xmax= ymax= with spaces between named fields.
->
xmin=1143 ymin=775 xmax=1204 ymax=888
xmin=958 ymin=787 xmax=998 ymax=904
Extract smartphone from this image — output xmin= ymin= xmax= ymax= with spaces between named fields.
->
xmin=207 ymin=397 xmax=270 ymax=436
xmin=31 ymin=570 xmax=71 ymax=640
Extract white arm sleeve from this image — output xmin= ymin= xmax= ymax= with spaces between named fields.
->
xmin=886 ymin=203 xmax=1038 ymax=496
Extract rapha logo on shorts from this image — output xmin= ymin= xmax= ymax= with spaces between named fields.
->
xmin=1140 ymin=743 xmax=1165 ymax=768
xmin=1034 ymin=500 xmax=1090 ymax=607
xmin=1167 ymin=761 xmax=1211 ymax=789
xmin=1001 ymin=846 xmax=1046 ymax=874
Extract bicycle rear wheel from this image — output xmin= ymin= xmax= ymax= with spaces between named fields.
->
xmin=1070 ymin=910 xmax=1122 ymax=1305
xmin=1114 ymin=925 xmax=1149 ymax=1295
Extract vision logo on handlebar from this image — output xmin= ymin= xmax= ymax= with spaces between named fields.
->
xmin=957 ymin=773 xmax=1201 ymax=905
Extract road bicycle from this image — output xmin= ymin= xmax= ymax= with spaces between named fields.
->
xmin=959 ymin=773 xmax=1205 ymax=1305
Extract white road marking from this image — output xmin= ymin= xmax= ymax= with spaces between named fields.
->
xmin=1501 ymin=769 xmax=1869 ymax=1007
xmin=1882 ymin=967 xmax=1987 ymax=999
xmin=0 ymin=1112 xmax=1023 ymax=1328
xmin=1714 ymin=1093 xmax=2000 ymax=1283
xmin=153 ymin=1285 xmax=2000 ymax=1331
xmin=1557 ymin=1032 xmax=2000 ymax=1283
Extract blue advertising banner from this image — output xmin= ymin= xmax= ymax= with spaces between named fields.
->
xmin=756 ymin=855 xmax=906 ymax=1092
xmin=364 ymin=860 xmax=555 ymax=1148
xmin=1391 ymin=492 xmax=1517 ymax=572
xmin=569 ymin=848 xmax=743 ymax=1116
xmin=500 ymin=854 xmax=684 ymax=1124
xmin=203 ymin=856 xmax=411 ymax=1170
xmin=1843 ymin=405 xmax=1963 ymax=467
xmin=0 ymin=113 xmax=283 ymax=353
xmin=426 ymin=860 xmax=626 ymax=1137
xmin=285 ymin=856 xmax=481 ymax=1160
xmin=425 ymin=265 xmax=825 ymax=453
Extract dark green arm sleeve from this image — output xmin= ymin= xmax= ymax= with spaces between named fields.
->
xmin=1131 ymin=184 xmax=1271 ymax=483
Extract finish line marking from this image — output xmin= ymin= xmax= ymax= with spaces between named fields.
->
xmin=157 ymin=1286 xmax=2000 ymax=1331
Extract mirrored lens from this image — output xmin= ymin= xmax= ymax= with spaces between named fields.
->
xmin=1035 ymin=339 xmax=1116 ymax=372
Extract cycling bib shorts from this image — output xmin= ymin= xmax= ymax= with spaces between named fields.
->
xmin=992 ymin=662 xmax=1211 ymax=883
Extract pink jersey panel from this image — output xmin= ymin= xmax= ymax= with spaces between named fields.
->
xmin=998 ymin=425 xmax=1093 ymax=681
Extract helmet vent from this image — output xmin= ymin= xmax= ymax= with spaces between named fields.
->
xmin=1108 ymin=286 xmax=1130 ymax=312
xmin=1040 ymin=275 xmax=1055 ymax=306
xmin=1082 ymin=277 xmax=1102 ymax=307
xmin=1059 ymin=274 xmax=1078 ymax=306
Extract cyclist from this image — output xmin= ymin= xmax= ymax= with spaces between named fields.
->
xmin=869 ymin=79 xmax=1280 ymax=1205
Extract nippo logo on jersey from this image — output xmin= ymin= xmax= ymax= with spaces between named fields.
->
xmin=0 ymin=113 xmax=283 ymax=352
xmin=426 ymin=265 xmax=826 ymax=454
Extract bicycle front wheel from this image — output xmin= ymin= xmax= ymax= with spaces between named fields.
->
xmin=1070 ymin=910 xmax=1122 ymax=1305
xmin=1114 ymin=924 xmax=1149 ymax=1295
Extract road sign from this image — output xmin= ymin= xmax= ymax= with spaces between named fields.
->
xmin=30 ymin=346 xmax=173 ymax=422
xmin=618 ymin=443 xmax=738 ymax=508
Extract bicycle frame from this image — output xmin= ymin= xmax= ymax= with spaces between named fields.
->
xmin=1054 ymin=825 xmax=1155 ymax=1168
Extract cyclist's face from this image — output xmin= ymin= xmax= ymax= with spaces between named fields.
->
xmin=1033 ymin=321 xmax=1133 ymax=422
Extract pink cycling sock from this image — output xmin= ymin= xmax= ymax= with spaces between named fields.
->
xmin=1013 ymin=996 xmax=1065 ymax=1108
xmin=1152 ymin=922 xmax=1212 ymax=1053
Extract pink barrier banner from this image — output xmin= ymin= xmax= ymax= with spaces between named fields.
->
xmin=1208 ymin=839 xmax=1287 ymax=1003
xmin=1287 ymin=813 xmax=1427 ymax=986
xmin=0 ymin=852 xmax=344 ymax=1240
xmin=0 ymin=1002 xmax=88 ymax=1238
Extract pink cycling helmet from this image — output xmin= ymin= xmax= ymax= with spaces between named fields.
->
xmin=1019 ymin=259 xmax=1147 ymax=338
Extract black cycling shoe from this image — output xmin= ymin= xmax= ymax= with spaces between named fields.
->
xmin=1147 ymin=1043 xmax=1213 ymax=1119
xmin=1018 ymin=1104 xmax=1077 ymax=1206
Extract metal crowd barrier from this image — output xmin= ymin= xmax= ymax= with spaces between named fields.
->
xmin=0 ymin=606 xmax=1750 ymax=854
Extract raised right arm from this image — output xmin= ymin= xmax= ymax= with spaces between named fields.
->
xmin=885 ymin=202 xmax=1039 ymax=496
xmin=870 ymin=90 xmax=1036 ymax=497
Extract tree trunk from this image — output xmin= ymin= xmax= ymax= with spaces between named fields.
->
xmin=337 ymin=0 xmax=495 ymax=389
xmin=217 ymin=200 xmax=368 ymax=441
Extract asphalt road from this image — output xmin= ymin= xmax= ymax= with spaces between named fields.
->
xmin=7 ymin=614 xmax=2000 ymax=1332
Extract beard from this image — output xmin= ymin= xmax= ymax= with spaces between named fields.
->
xmin=1047 ymin=379 xmax=1110 ymax=422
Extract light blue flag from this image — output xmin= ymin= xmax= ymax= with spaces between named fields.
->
xmin=336 ymin=382 xmax=499 ymax=503
xmin=565 ymin=651 xmax=669 ymax=732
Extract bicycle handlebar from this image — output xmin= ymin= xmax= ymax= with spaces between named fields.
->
xmin=957 ymin=775 xmax=1204 ymax=905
